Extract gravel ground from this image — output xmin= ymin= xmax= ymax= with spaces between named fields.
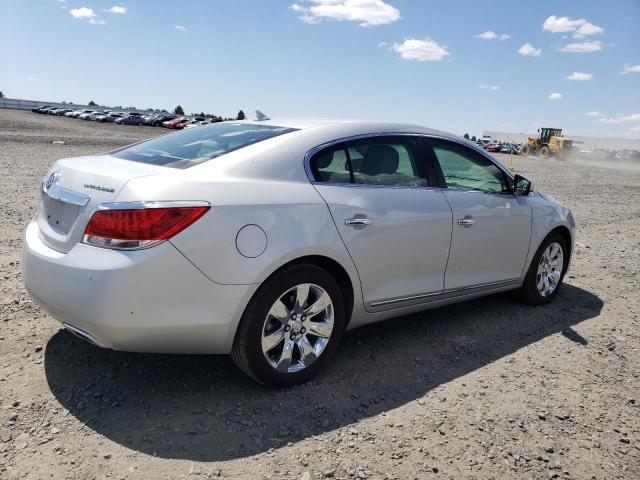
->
xmin=0 ymin=109 xmax=638 ymax=480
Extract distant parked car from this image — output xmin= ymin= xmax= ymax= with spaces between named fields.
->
xmin=78 ymin=110 xmax=98 ymax=120
xmin=74 ymin=110 xmax=96 ymax=119
xmin=54 ymin=108 xmax=73 ymax=116
xmin=148 ymin=114 xmax=176 ymax=127
xmin=84 ymin=111 xmax=106 ymax=121
xmin=97 ymin=112 xmax=124 ymax=123
xmin=500 ymin=145 xmax=520 ymax=154
xmin=484 ymin=144 xmax=502 ymax=152
xmin=184 ymin=121 xmax=208 ymax=129
xmin=162 ymin=117 xmax=189 ymax=129
xmin=183 ymin=117 xmax=207 ymax=129
xmin=31 ymin=105 xmax=52 ymax=113
xmin=115 ymin=114 xmax=146 ymax=125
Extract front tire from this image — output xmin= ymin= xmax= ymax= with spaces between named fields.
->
xmin=516 ymin=232 xmax=568 ymax=305
xmin=232 ymin=263 xmax=346 ymax=387
xmin=539 ymin=145 xmax=550 ymax=158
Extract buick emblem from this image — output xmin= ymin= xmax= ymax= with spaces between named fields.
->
xmin=44 ymin=171 xmax=61 ymax=191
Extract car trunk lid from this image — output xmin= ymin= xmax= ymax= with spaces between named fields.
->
xmin=37 ymin=154 xmax=170 ymax=253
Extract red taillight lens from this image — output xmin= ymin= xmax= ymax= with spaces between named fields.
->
xmin=83 ymin=206 xmax=210 ymax=249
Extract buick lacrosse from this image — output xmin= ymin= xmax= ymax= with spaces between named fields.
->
xmin=23 ymin=117 xmax=574 ymax=386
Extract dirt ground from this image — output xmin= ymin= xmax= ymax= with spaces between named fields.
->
xmin=0 ymin=109 xmax=638 ymax=480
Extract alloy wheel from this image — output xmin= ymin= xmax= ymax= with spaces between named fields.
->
xmin=261 ymin=283 xmax=334 ymax=373
xmin=536 ymin=242 xmax=564 ymax=297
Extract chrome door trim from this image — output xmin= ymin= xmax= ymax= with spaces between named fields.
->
xmin=366 ymin=278 xmax=522 ymax=311
xmin=370 ymin=290 xmax=442 ymax=307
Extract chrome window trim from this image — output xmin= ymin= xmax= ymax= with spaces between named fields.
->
xmin=303 ymin=132 xmax=514 ymax=188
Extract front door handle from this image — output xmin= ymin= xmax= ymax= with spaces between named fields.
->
xmin=345 ymin=217 xmax=373 ymax=226
xmin=457 ymin=217 xmax=477 ymax=226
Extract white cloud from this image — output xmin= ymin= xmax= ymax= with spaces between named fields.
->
xmin=474 ymin=31 xmax=510 ymax=41
xmin=69 ymin=7 xmax=96 ymax=18
xmin=574 ymin=21 xmax=603 ymax=38
xmin=559 ymin=41 xmax=603 ymax=53
xmin=566 ymin=72 xmax=592 ymax=81
xmin=89 ymin=18 xmax=106 ymax=25
xmin=518 ymin=42 xmax=541 ymax=57
xmin=478 ymin=84 xmax=500 ymax=90
xmin=543 ymin=15 xmax=584 ymax=33
xmin=291 ymin=0 xmax=400 ymax=27
xmin=390 ymin=38 xmax=450 ymax=62
xmin=597 ymin=113 xmax=640 ymax=124
xmin=622 ymin=64 xmax=640 ymax=74
xmin=542 ymin=15 xmax=603 ymax=38
xmin=105 ymin=6 xmax=127 ymax=14
xmin=548 ymin=92 xmax=562 ymax=101
xmin=475 ymin=30 xmax=497 ymax=40
xmin=585 ymin=111 xmax=602 ymax=118
xmin=174 ymin=25 xmax=187 ymax=31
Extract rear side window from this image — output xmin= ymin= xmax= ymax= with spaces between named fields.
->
xmin=113 ymin=123 xmax=297 ymax=169
xmin=311 ymin=137 xmax=427 ymax=187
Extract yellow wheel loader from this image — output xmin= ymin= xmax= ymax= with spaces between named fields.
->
xmin=521 ymin=128 xmax=573 ymax=159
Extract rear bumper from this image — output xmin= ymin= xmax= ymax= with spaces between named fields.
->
xmin=22 ymin=221 xmax=256 ymax=354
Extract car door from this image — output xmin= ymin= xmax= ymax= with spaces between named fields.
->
xmin=309 ymin=136 xmax=453 ymax=311
xmin=426 ymin=138 xmax=532 ymax=291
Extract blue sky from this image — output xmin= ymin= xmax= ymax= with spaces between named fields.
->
xmin=1 ymin=0 xmax=639 ymax=138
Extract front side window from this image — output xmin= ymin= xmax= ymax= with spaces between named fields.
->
xmin=113 ymin=123 xmax=297 ymax=169
xmin=429 ymin=139 xmax=507 ymax=193
xmin=311 ymin=137 xmax=427 ymax=187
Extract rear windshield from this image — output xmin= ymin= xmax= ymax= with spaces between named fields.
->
xmin=113 ymin=122 xmax=297 ymax=169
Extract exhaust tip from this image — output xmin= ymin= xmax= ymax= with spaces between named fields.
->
xmin=62 ymin=323 xmax=106 ymax=348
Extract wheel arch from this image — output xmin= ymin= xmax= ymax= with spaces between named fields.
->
xmin=526 ymin=224 xmax=573 ymax=276
xmin=551 ymin=225 xmax=573 ymax=264
xmin=267 ymin=255 xmax=355 ymax=325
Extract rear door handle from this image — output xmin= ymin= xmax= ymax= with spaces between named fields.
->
xmin=457 ymin=217 xmax=477 ymax=226
xmin=345 ymin=217 xmax=373 ymax=226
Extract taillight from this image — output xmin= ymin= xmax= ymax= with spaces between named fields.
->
xmin=83 ymin=203 xmax=210 ymax=250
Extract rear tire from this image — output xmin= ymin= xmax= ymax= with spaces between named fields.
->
xmin=232 ymin=263 xmax=345 ymax=387
xmin=516 ymin=232 xmax=568 ymax=305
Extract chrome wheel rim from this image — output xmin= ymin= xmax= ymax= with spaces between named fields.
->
xmin=261 ymin=283 xmax=334 ymax=373
xmin=536 ymin=242 xmax=564 ymax=297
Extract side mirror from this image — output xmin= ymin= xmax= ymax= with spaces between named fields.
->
xmin=513 ymin=174 xmax=532 ymax=195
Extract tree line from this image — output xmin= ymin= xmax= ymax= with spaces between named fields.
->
xmin=463 ymin=133 xmax=479 ymax=142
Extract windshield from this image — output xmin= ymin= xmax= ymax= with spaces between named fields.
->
xmin=112 ymin=122 xmax=297 ymax=169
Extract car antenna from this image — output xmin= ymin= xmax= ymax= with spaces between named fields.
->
xmin=255 ymin=110 xmax=270 ymax=121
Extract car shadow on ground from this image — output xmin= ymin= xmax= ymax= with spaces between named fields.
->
xmin=44 ymin=283 xmax=602 ymax=461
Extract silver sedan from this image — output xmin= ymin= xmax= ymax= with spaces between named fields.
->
xmin=23 ymin=117 xmax=574 ymax=386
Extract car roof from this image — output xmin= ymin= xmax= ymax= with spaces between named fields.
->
xmin=232 ymin=117 xmax=461 ymax=141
